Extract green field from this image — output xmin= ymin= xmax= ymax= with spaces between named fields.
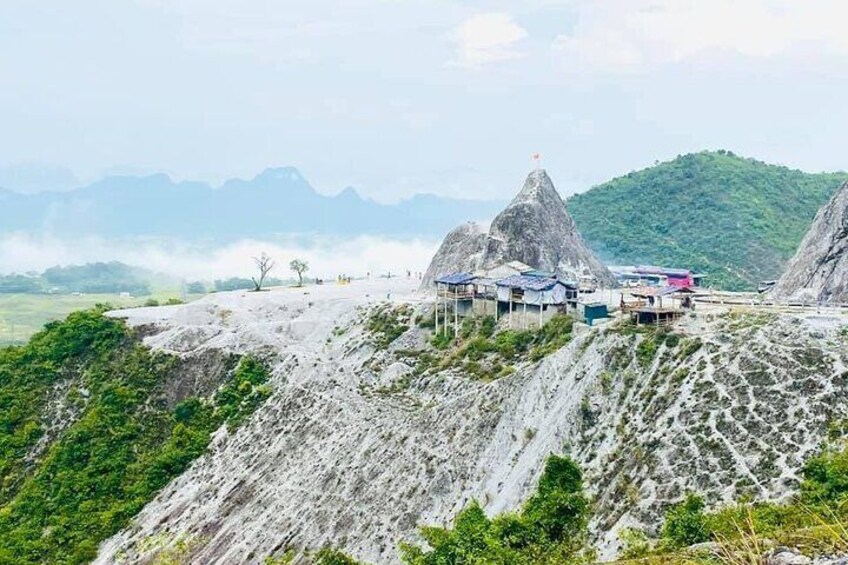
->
xmin=0 ymin=291 xmax=201 ymax=346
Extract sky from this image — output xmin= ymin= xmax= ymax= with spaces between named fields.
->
xmin=2 ymin=0 xmax=848 ymax=201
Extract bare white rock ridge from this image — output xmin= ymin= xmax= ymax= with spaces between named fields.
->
xmin=95 ymin=279 xmax=848 ymax=564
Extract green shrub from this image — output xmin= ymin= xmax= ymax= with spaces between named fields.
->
xmin=661 ymin=493 xmax=710 ymax=548
xmin=430 ymin=329 xmax=454 ymax=350
xmin=636 ymin=336 xmax=659 ymax=368
xmin=400 ymin=455 xmax=590 ymax=565
xmin=801 ymin=441 xmax=848 ymax=504
xmin=214 ymin=356 xmax=272 ymax=429
xmin=0 ymin=311 xmax=272 ymax=564
xmin=315 ymin=548 xmax=366 ymax=565
xmin=460 ymin=317 xmax=476 ymax=339
xmin=479 ymin=316 xmax=496 ymax=339
xmin=367 ymin=304 xmax=412 ymax=349
xmin=619 ymin=528 xmax=651 ymax=559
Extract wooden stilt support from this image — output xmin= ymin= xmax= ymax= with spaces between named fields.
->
xmin=454 ymin=295 xmax=459 ymax=339
xmin=434 ymin=283 xmax=439 ymax=335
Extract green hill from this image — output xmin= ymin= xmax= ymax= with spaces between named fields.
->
xmin=566 ymin=151 xmax=848 ymax=290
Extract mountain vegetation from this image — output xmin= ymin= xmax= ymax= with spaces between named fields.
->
xmin=0 ymin=262 xmax=154 ymax=295
xmin=567 ymin=151 xmax=848 ymax=290
xmin=0 ymin=308 xmax=271 ymax=564
xmin=399 ymin=455 xmax=591 ymax=565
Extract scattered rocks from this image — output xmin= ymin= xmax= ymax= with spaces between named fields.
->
xmin=769 ymin=548 xmax=812 ymax=565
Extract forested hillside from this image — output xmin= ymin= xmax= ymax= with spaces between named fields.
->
xmin=0 ymin=309 xmax=271 ymax=564
xmin=567 ymin=151 xmax=848 ymax=290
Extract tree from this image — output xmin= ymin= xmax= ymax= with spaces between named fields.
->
xmin=252 ymin=253 xmax=276 ymax=291
xmin=186 ymin=281 xmax=206 ymax=294
xmin=290 ymin=259 xmax=309 ymax=287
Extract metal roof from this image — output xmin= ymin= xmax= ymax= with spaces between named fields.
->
xmin=434 ymin=272 xmax=476 ymax=285
xmin=496 ymin=274 xmax=565 ymax=291
xmin=661 ymin=285 xmax=698 ymax=295
xmin=630 ymin=285 xmax=697 ymax=297
xmin=505 ymin=260 xmax=533 ymax=272
xmin=636 ymin=265 xmax=691 ymax=276
xmin=523 ymin=269 xmax=555 ymax=278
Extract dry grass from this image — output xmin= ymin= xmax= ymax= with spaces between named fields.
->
xmin=783 ymin=503 xmax=848 ymax=556
xmin=713 ymin=509 xmax=767 ymax=565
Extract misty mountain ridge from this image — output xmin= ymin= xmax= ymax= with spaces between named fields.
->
xmin=0 ymin=166 xmax=506 ymax=240
xmin=0 ymin=163 xmax=79 ymax=194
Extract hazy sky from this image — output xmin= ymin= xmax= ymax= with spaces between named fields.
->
xmin=2 ymin=0 xmax=848 ymax=201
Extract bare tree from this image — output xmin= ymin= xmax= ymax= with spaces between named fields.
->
xmin=289 ymin=259 xmax=309 ymax=287
xmin=252 ymin=252 xmax=275 ymax=291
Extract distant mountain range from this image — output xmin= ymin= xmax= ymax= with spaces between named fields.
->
xmin=0 ymin=167 xmax=505 ymax=239
xmin=4 ymin=153 xmax=847 ymax=291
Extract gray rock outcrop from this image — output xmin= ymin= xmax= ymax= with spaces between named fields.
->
xmin=421 ymin=169 xmax=614 ymax=289
xmin=772 ymin=180 xmax=848 ymax=302
xmin=420 ymin=222 xmax=488 ymax=287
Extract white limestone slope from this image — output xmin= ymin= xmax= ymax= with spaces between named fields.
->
xmin=97 ymin=282 xmax=848 ymax=564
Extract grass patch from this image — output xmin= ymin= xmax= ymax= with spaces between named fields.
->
xmin=366 ymin=304 xmax=413 ymax=349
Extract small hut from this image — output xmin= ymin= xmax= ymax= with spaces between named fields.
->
xmin=623 ymin=285 xmax=698 ymax=325
xmin=495 ymin=275 xmax=574 ymax=328
xmin=433 ymin=272 xmax=477 ymax=336
xmin=575 ymin=301 xmax=608 ymax=326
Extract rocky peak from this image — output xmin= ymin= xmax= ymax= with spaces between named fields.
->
xmin=510 ymin=169 xmax=568 ymax=212
xmin=772 ymin=180 xmax=848 ymax=302
xmin=421 ymin=169 xmax=614 ymax=288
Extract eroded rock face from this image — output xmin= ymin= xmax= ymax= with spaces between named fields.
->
xmin=483 ymin=169 xmax=614 ymax=284
xmin=773 ymin=181 xmax=848 ymax=302
xmin=420 ymin=221 xmax=487 ymax=287
xmin=96 ymin=285 xmax=848 ymax=564
xmin=421 ymin=170 xmax=614 ymax=288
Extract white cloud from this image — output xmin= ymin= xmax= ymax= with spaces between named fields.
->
xmin=452 ymin=12 xmax=527 ymax=68
xmin=0 ymin=234 xmax=438 ymax=281
xmin=552 ymin=0 xmax=848 ymax=73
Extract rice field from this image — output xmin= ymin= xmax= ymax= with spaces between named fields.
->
xmin=0 ymin=291 xmax=202 ymax=346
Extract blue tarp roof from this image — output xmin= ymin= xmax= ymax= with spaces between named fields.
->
xmin=434 ymin=272 xmax=476 ymax=285
xmin=496 ymin=274 xmax=564 ymax=291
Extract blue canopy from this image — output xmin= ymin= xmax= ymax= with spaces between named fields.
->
xmin=495 ymin=274 xmax=564 ymax=291
xmin=434 ymin=272 xmax=476 ymax=285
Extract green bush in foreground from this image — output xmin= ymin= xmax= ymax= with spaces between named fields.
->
xmin=400 ymin=455 xmax=591 ymax=565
